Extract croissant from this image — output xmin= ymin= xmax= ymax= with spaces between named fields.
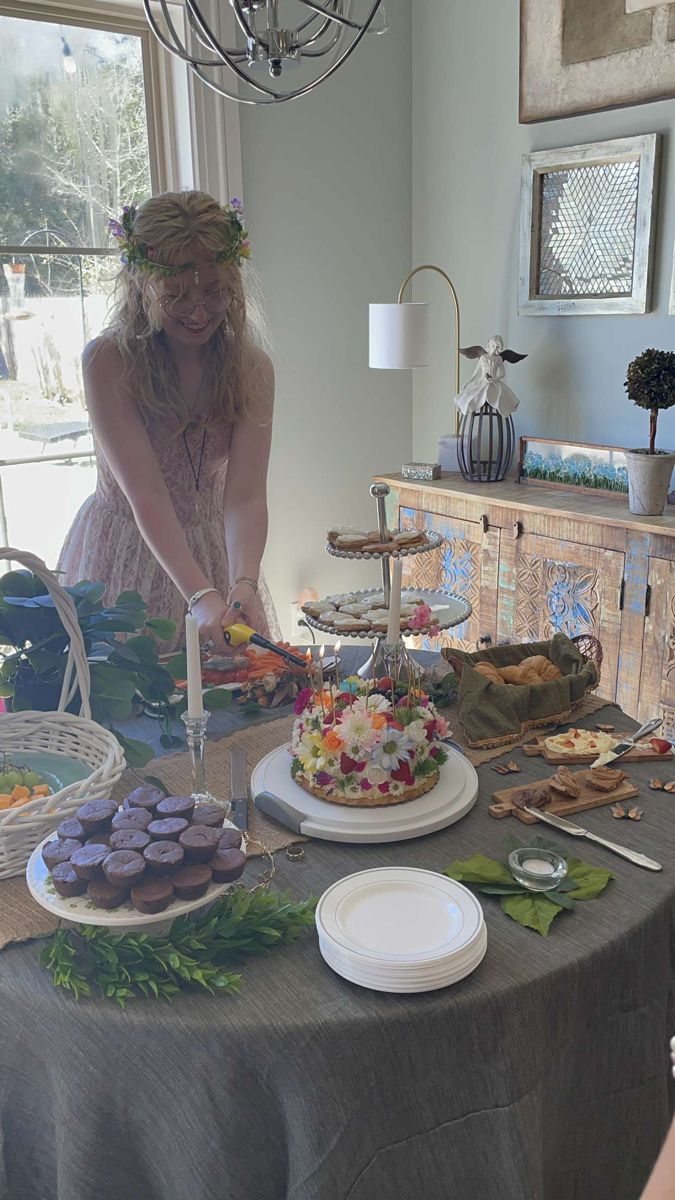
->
xmin=473 ymin=661 xmax=503 ymax=684
xmin=525 ymin=655 xmax=562 ymax=682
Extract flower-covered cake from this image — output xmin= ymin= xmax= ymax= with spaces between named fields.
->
xmin=290 ymin=678 xmax=449 ymax=808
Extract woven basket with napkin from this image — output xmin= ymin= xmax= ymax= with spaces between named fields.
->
xmin=443 ymin=632 xmax=601 ymax=750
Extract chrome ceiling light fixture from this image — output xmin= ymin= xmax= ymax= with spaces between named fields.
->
xmin=142 ymin=1 xmax=387 ymax=104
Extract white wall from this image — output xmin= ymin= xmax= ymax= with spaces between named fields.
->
xmin=412 ymin=0 xmax=675 ymax=464
xmin=240 ymin=1 xmax=412 ymax=637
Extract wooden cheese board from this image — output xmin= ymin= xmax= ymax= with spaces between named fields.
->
xmin=522 ymin=733 xmax=672 ymax=766
xmin=489 ymin=769 xmax=640 ymax=824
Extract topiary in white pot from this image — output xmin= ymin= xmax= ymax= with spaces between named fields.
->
xmin=623 ymin=348 xmax=675 ymax=516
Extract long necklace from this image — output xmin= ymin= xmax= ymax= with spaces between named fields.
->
xmin=182 ymin=423 xmax=208 ymax=492
xmin=181 ymin=368 xmax=208 ymax=492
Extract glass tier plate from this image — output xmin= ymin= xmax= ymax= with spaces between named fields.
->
xmin=303 ymin=586 xmax=471 ymax=639
xmin=326 ymin=530 xmax=444 ymax=560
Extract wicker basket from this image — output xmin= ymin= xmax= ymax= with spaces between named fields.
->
xmin=442 ymin=634 xmax=604 ymax=750
xmin=444 ymin=634 xmax=603 ymax=684
xmin=0 ymin=549 xmax=125 ymax=879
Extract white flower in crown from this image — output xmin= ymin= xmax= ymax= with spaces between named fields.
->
xmin=338 ymin=708 xmax=378 ymax=751
xmin=353 ymin=693 xmax=391 ymax=715
xmin=371 ymin=727 xmax=415 ymax=770
xmin=296 ymin=730 xmax=333 ymax=773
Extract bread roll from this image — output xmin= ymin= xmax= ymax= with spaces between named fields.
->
xmin=473 ymin=661 xmax=503 ymax=685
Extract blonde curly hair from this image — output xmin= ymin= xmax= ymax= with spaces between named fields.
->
xmin=104 ymin=190 xmax=267 ymax=431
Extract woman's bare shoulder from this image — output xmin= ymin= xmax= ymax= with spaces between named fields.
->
xmin=82 ymin=335 xmax=123 ymax=376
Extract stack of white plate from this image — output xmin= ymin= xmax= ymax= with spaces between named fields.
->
xmin=316 ymin=867 xmax=487 ymax=993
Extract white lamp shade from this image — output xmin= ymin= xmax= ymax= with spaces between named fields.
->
xmin=369 ymin=302 xmax=430 ymax=369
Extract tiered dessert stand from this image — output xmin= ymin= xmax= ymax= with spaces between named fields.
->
xmin=304 ymin=482 xmax=473 ymax=678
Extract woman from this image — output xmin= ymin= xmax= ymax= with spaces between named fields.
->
xmin=58 ymin=191 xmax=279 ymax=653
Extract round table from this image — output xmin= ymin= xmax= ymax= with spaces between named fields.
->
xmin=0 ymin=652 xmax=673 ymax=1200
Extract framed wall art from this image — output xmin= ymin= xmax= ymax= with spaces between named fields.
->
xmin=520 ymin=0 xmax=675 ymax=123
xmin=518 ymin=437 xmax=629 ymax=499
xmin=518 ymin=135 xmax=660 ymax=316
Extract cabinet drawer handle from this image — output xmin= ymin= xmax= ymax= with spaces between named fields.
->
xmin=476 ymin=634 xmax=493 ymax=649
xmin=645 ymin=583 xmax=651 ymax=617
xmin=513 ymin=521 xmax=523 ymax=540
xmin=481 ymin=515 xmax=489 ymax=534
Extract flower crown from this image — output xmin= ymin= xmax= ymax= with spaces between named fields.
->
xmin=106 ymin=199 xmax=251 ymax=276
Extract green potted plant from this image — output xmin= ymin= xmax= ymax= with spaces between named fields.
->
xmin=624 ymin=348 xmax=675 ymax=515
xmin=0 ymin=569 xmax=178 ymax=766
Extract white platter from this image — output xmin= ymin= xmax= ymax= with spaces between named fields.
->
xmin=26 ymin=821 xmax=244 ymax=935
xmin=316 ymin=868 xmax=485 ymax=963
xmin=252 ymin=746 xmax=478 ymax=843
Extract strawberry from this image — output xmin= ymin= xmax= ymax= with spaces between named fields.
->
xmin=340 ymin=753 xmax=365 ymax=775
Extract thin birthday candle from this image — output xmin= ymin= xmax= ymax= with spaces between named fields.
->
xmin=318 ymin=645 xmax=326 ymax=721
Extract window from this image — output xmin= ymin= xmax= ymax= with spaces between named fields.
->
xmin=0 ymin=5 xmax=156 ymax=565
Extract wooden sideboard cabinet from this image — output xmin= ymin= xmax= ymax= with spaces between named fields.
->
xmin=376 ymin=472 xmax=675 ymax=733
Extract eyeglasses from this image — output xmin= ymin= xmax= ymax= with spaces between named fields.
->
xmin=157 ymin=289 xmax=231 ymax=318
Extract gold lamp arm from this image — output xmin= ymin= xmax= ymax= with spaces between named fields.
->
xmin=397 ymin=264 xmax=461 ymax=435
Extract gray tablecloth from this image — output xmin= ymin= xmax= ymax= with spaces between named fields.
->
xmin=1 ymin=652 xmax=673 ymax=1200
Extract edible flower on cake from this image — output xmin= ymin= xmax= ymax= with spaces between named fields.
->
xmin=290 ymin=677 xmax=449 ymax=807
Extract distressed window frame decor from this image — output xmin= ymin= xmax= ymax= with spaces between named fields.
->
xmin=518 ymin=135 xmax=660 ymax=317
xmin=518 ymin=437 xmax=629 ymax=500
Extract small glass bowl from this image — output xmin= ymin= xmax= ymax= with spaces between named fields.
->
xmin=508 ymin=847 xmax=567 ymax=893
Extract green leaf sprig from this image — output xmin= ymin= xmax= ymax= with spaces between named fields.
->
xmin=445 ymin=834 xmax=613 ymax=936
xmin=40 ymin=888 xmax=317 ymax=1004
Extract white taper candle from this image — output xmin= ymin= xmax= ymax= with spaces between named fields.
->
xmin=185 ymin=613 xmax=204 ymax=718
xmin=386 ymin=557 xmax=403 ymax=643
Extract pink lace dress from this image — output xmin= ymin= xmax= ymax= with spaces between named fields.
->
xmin=57 ymin=416 xmax=280 ymax=653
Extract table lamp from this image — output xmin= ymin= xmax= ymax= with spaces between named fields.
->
xmin=369 ymin=264 xmax=461 ymax=477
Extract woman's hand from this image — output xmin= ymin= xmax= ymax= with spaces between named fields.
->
xmin=191 ymin=591 xmax=232 ymax=654
xmin=221 ymin=580 xmax=259 ymax=635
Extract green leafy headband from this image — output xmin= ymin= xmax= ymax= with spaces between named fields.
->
xmin=106 ymin=199 xmax=251 ymax=276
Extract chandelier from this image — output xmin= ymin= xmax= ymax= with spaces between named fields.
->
xmin=143 ymin=1 xmax=387 ymax=105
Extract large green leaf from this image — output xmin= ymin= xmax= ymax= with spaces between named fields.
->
xmin=566 ymin=858 xmax=614 ymax=901
xmin=445 ymin=855 xmax=515 ymax=887
xmin=108 ymin=727 xmax=155 ymax=767
xmin=500 ymin=893 xmax=562 ymax=936
xmin=167 ymin=652 xmax=187 ymax=680
xmin=0 ymin=570 xmax=41 ymax=597
xmin=145 ymin=617 xmax=176 ymax=640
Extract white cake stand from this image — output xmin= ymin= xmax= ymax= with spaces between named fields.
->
xmin=251 ymin=746 xmax=478 ymax=843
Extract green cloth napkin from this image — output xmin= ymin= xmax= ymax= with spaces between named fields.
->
xmin=452 ymin=632 xmax=598 ymax=747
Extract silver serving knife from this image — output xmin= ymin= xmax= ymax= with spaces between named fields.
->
xmin=590 ymin=717 xmax=662 ymax=768
xmin=522 ymin=806 xmax=662 ymax=871
xmin=229 ymin=745 xmax=249 ymax=832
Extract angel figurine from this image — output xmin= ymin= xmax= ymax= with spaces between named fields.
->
xmin=453 ymin=335 xmax=527 ymax=419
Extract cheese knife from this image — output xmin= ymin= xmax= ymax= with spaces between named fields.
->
xmin=522 ymin=806 xmax=662 ymax=871
xmin=590 ymin=717 xmax=663 ymax=769
xmin=229 ymin=745 xmax=249 ymax=832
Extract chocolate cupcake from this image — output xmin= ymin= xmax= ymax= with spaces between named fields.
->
xmin=192 ymin=803 xmax=227 ymax=829
xmin=56 ymin=817 xmax=86 ymax=843
xmin=70 ymin=843 xmax=109 ymax=881
xmin=178 ymin=824 xmax=220 ymax=863
xmin=123 ymin=785 xmax=163 ymax=814
xmin=86 ymin=878 xmax=129 ymax=910
xmin=130 ymin=878 xmax=174 ymax=915
xmin=218 ymin=828 xmax=243 ymax=851
xmin=75 ymin=799 xmax=117 ymax=834
xmin=147 ymin=817 xmax=188 ymax=843
xmin=85 ymin=832 xmax=111 ymax=846
xmin=42 ymin=838 xmax=81 ymax=871
xmin=143 ymin=840 xmax=184 ymax=876
xmin=211 ymin=848 xmax=246 ymax=884
xmin=109 ymin=829 xmax=151 ymax=853
xmin=171 ymin=864 xmax=211 ymax=900
xmin=51 ymin=862 xmax=87 ymax=898
xmin=111 ymin=808 xmax=152 ymax=833
xmin=155 ymin=794 xmax=195 ymax=822
xmin=103 ymin=849 xmax=146 ymax=888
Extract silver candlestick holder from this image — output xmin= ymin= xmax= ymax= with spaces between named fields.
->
xmin=368 ymin=638 xmax=422 ymax=685
xmin=181 ymin=711 xmax=230 ymax=813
